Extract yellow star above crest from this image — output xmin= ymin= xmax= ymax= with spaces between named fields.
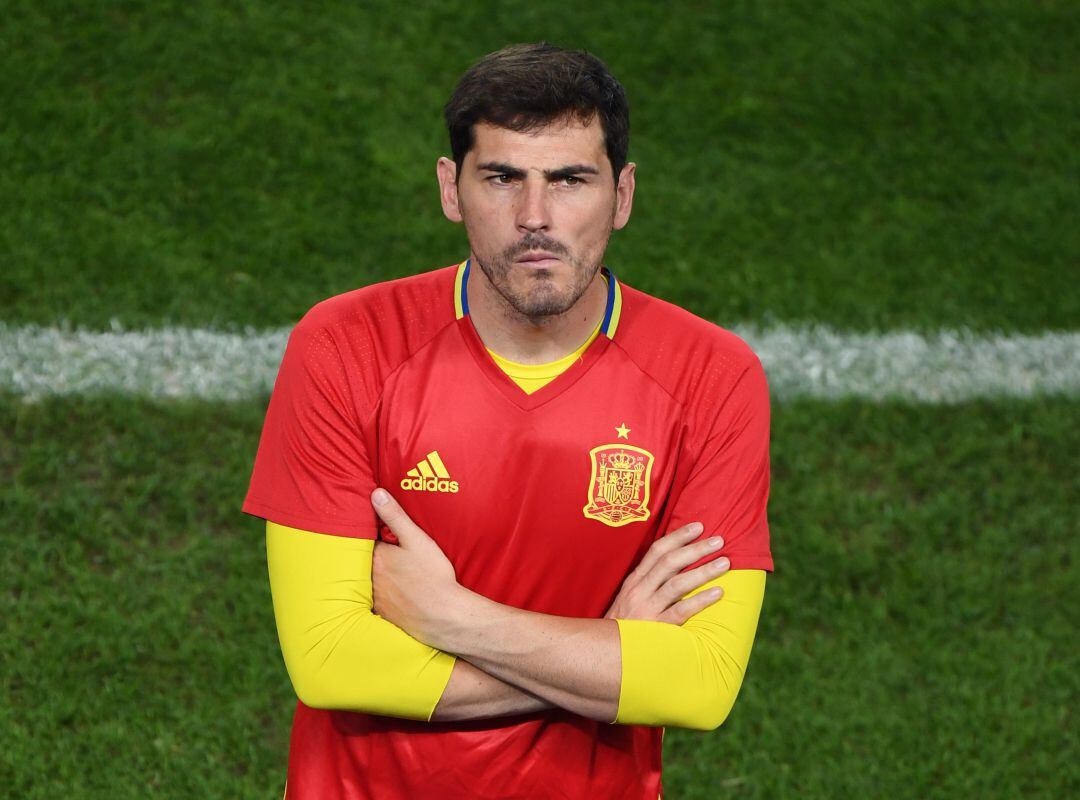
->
xmin=615 ymin=422 xmax=631 ymax=439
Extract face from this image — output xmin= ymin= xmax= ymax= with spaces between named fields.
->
xmin=437 ymin=117 xmax=635 ymax=321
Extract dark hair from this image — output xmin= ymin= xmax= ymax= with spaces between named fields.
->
xmin=444 ymin=43 xmax=630 ymax=183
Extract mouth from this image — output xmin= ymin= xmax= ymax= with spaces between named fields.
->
xmin=514 ymin=251 xmax=562 ymax=268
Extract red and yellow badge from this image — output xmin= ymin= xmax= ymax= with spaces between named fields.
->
xmin=582 ymin=444 xmax=655 ymax=527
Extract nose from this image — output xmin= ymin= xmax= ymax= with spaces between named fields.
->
xmin=515 ymin=177 xmax=551 ymax=233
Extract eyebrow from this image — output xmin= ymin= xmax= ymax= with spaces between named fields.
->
xmin=476 ymin=161 xmax=600 ymax=181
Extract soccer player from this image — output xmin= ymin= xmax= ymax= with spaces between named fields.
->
xmin=244 ymin=43 xmax=772 ymax=799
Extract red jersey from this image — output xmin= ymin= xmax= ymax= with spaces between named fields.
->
xmin=243 ymin=261 xmax=772 ymax=800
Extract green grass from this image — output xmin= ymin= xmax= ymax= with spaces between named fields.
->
xmin=2 ymin=2 xmax=1077 ymax=798
xmin=669 ymin=398 xmax=1078 ymax=798
xmin=2 ymin=0 xmax=1077 ymax=331
xmin=0 ymin=397 xmax=287 ymax=798
xmin=2 ymin=395 xmax=1075 ymax=798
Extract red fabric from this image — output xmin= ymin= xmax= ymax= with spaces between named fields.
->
xmin=286 ymin=704 xmax=661 ymax=800
xmin=243 ymin=264 xmax=772 ymax=799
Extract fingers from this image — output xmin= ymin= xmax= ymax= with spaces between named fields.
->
xmin=639 ymin=534 xmax=725 ymax=592
xmin=370 ymin=488 xmax=429 ymax=548
xmin=661 ymin=556 xmax=730 ymax=604
xmin=660 ymin=584 xmax=724 ymax=625
xmin=371 ymin=540 xmax=404 ymax=582
xmin=633 ymin=522 xmax=704 ymax=577
xmin=371 ymin=541 xmax=391 ymax=571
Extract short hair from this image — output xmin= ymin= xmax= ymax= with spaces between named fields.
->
xmin=444 ymin=43 xmax=630 ymax=183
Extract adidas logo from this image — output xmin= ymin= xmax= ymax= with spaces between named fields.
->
xmin=400 ymin=450 xmax=460 ymax=493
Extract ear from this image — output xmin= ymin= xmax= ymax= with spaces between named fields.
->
xmin=612 ymin=162 xmax=636 ymax=230
xmin=437 ymin=157 xmax=463 ymax=223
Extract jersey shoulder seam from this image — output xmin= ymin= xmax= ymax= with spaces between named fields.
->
xmin=606 ymin=337 xmax=687 ymax=412
xmin=360 ymin=315 xmax=461 ymax=430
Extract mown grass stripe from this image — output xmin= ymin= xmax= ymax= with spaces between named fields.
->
xmin=1 ymin=324 xmax=1077 ymax=403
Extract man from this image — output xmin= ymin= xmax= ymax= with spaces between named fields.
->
xmin=244 ymin=42 xmax=772 ymax=799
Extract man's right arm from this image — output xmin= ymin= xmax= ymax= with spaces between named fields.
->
xmin=250 ymin=319 xmax=551 ymax=721
xmin=267 ymin=521 xmax=550 ymax=721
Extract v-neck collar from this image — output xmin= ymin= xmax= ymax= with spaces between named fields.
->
xmin=452 ymin=258 xmax=624 ymax=411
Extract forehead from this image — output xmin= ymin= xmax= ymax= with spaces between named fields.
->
xmin=468 ymin=117 xmax=608 ymax=170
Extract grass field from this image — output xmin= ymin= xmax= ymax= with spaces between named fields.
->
xmin=2 ymin=1 xmax=1077 ymax=798
xmin=3 ymin=0 xmax=1077 ymax=332
xmin=3 ymin=397 xmax=1075 ymax=797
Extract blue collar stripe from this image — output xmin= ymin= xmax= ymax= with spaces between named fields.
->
xmin=599 ymin=267 xmax=617 ymax=335
xmin=460 ymin=259 xmax=471 ymax=316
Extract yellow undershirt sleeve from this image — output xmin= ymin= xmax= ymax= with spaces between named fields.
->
xmin=615 ymin=569 xmax=766 ymax=730
xmin=266 ymin=521 xmax=457 ymax=721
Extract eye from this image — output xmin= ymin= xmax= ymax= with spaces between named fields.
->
xmin=489 ymin=174 xmax=515 ymax=185
xmin=561 ymin=176 xmax=583 ymax=186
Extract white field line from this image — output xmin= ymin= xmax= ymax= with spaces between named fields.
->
xmin=0 ymin=323 xmax=1077 ymax=403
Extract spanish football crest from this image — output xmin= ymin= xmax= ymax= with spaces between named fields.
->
xmin=582 ymin=444 xmax=655 ymax=527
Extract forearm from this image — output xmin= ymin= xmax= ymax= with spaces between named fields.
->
xmin=367 ymin=490 xmax=765 ymax=727
xmin=268 ymin=522 xmax=453 ymax=719
xmin=431 ymin=659 xmax=553 ymax=721
xmin=420 ymin=588 xmax=622 ymax=722
xmin=616 ymin=570 xmax=765 ymax=730
xmin=416 ymin=571 xmax=765 ymax=727
xmin=268 ymin=521 xmax=549 ymax=722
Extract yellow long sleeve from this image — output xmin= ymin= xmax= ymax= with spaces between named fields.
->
xmin=615 ymin=570 xmax=766 ymax=730
xmin=269 ymin=520 xmax=764 ymax=729
xmin=266 ymin=521 xmax=457 ymax=720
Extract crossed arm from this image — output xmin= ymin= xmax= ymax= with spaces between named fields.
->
xmin=268 ymin=490 xmax=765 ymax=730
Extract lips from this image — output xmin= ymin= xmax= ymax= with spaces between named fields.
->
xmin=517 ymin=251 xmax=558 ymax=261
xmin=515 ymin=251 xmax=561 ymax=267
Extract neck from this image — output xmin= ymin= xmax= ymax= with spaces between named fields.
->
xmin=466 ymin=258 xmax=607 ymax=365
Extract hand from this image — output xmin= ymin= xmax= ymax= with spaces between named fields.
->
xmin=370 ymin=488 xmax=461 ymax=644
xmin=604 ymin=523 xmax=729 ymax=624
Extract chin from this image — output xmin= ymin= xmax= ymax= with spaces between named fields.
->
xmin=513 ymin=288 xmax=578 ymax=318
xmin=478 ymin=253 xmax=590 ymax=318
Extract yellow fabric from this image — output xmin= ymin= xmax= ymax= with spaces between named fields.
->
xmin=486 ymin=320 xmax=601 ymax=394
xmin=266 ymin=521 xmax=456 ymax=721
xmin=615 ymin=570 xmax=766 ymax=730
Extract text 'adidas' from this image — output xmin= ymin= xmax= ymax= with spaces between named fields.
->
xmin=401 ymin=451 xmax=460 ymax=493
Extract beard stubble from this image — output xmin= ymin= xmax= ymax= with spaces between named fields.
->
xmin=475 ymin=232 xmax=603 ymax=321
